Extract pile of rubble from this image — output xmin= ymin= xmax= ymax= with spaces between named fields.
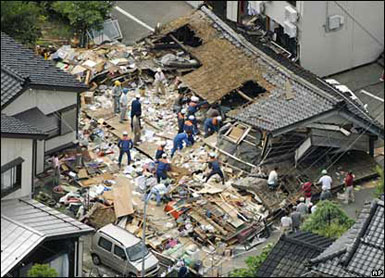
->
xmin=38 ymin=39 xmax=285 ymax=275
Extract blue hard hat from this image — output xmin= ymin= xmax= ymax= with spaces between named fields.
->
xmin=123 ymin=88 xmax=129 ymax=93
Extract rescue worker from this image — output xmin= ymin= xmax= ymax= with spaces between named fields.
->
xmin=171 ymin=132 xmax=191 ymax=158
xmin=117 ymin=131 xmax=133 ymax=168
xmin=318 ymin=169 xmax=332 ymax=200
xmin=177 ymin=109 xmax=187 ymax=134
xmin=154 ymin=67 xmax=166 ymax=95
xmin=112 ymin=80 xmax=122 ymax=114
xmin=302 ymin=181 xmax=312 ymax=205
xmin=205 ymin=153 xmax=225 ymax=185
xmin=187 ymin=96 xmax=208 ymax=116
xmin=131 ymin=94 xmax=142 ymax=130
xmin=156 ymin=153 xmax=171 ymax=183
xmin=119 ymin=88 xmax=129 ymax=123
xmin=184 ymin=115 xmax=196 ymax=145
xmin=204 ymin=116 xmax=222 ymax=138
xmin=155 ymin=141 xmax=167 ymax=161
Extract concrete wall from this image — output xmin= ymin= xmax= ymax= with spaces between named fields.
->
xmin=2 ymin=88 xmax=77 ymax=116
xmin=1 ymin=138 xmax=33 ymax=200
xmin=299 ymin=1 xmax=384 ymax=76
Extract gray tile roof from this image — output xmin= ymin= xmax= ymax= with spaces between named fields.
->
xmin=1 ymin=215 xmax=45 ymax=277
xmin=1 ymin=198 xmax=94 ymax=276
xmin=1 ymin=64 xmax=28 ymax=106
xmin=309 ymin=199 xmax=384 ymax=277
xmin=257 ymin=231 xmax=334 ymax=277
xmin=1 ymin=32 xmax=87 ymax=107
xmin=1 ymin=114 xmax=46 ymax=137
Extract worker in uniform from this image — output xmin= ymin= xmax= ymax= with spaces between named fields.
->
xmin=204 ymin=116 xmax=222 ymax=138
xmin=187 ymin=96 xmax=208 ymax=116
xmin=184 ymin=115 xmax=196 ymax=145
xmin=131 ymin=94 xmax=142 ymax=130
xmin=112 ymin=80 xmax=122 ymax=114
xmin=205 ymin=153 xmax=225 ymax=185
xmin=155 ymin=141 xmax=167 ymax=161
xmin=171 ymin=132 xmax=191 ymax=158
xmin=156 ymin=153 xmax=171 ymax=183
xmin=117 ymin=131 xmax=133 ymax=168
xmin=177 ymin=109 xmax=187 ymax=134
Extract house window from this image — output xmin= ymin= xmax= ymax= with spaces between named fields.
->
xmin=60 ymin=107 xmax=77 ymax=135
xmin=98 ymin=237 xmax=112 ymax=252
xmin=1 ymin=158 xmax=23 ymax=198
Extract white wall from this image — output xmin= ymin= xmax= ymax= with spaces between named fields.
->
xmin=1 ymin=138 xmax=33 ymax=200
xmin=262 ymin=1 xmax=295 ymax=27
xmin=45 ymin=131 xmax=77 ymax=153
xmin=2 ymin=88 xmax=78 ymax=116
xmin=299 ymin=1 xmax=384 ymax=76
xmin=186 ymin=1 xmax=203 ymax=9
xmin=36 ymin=140 xmax=45 ymax=174
xmin=227 ymin=1 xmax=238 ymax=22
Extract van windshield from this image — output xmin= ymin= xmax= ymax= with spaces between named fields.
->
xmin=127 ymin=242 xmax=149 ymax=261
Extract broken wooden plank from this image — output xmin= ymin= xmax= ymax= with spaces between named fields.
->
xmin=236 ymin=89 xmax=254 ymax=103
xmin=113 ymin=176 xmax=135 ymax=218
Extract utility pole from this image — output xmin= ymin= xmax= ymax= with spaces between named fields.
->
xmin=142 ymin=191 xmax=153 ymax=277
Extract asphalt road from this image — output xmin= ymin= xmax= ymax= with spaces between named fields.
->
xmin=111 ymin=1 xmax=193 ymax=45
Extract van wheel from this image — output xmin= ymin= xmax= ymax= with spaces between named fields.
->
xmin=92 ymin=254 xmax=101 ymax=265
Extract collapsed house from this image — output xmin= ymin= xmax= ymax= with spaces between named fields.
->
xmin=151 ymin=6 xmax=384 ymax=194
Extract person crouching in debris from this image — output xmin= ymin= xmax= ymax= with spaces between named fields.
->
xmin=171 ymin=132 xmax=191 ymax=158
xmin=119 ymin=88 xmax=129 ymax=123
xmin=280 ymin=211 xmax=292 ymax=234
xmin=205 ymin=153 xmax=225 ymax=185
xmin=154 ymin=67 xmax=167 ymax=95
xmin=131 ymin=94 xmax=142 ymax=130
xmin=296 ymin=197 xmax=308 ymax=217
xmin=155 ymin=141 xmax=167 ymax=161
xmin=177 ymin=109 xmax=187 ymax=134
xmin=204 ymin=116 xmax=222 ymax=138
xmin=118 ymin=131 xmax=133 ymax=168
xmin=267 ymin=167 xmax=279 ymax=190
xmin=156 ymin=153 xmax=171 ymax=183
xmin=290 ymin=206 xmax=302 ymax=232
xmin=112 ymin=80 xmax=122 ymax=114
xmin=317 ymin=169 xmax=332 ymax=201
xmin=150 ymin=183 xmax=168 ymax=206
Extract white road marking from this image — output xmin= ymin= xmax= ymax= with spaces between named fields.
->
xmin=360 ymin=90 xmax=384 ymax=102
xmin=114 ymin=6 xmax=155 ymax=32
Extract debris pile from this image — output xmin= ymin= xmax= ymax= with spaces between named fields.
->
xmin=40 ymin=37 xmax=294 ymax=275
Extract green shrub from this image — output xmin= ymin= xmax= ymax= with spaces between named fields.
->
xmin=27 ymin=264 xmax=57 ymax=277
xmin=374 ymin=165 xmax=384 ymax=198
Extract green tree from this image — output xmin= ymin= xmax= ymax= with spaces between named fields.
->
xmin=51 ymin=1 xmax=114 ymax=46
xmin=27 ymin=264 xmax=57 ymax=277
xmin=301 ymin=200 xmax=355 ymax=239
xmin=374 ymin=165 xmax=384 ymax=198
xmin=1 ymin=1 xmax=44 ymax=46
xmin=229 ymin=243 xmax=273 ymax=277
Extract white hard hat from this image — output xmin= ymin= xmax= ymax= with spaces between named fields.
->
xmin=191 ymin=96 xmax=199 ymax=102
xmin=162 ymin=153 xmax=167 ymax=158
xmin=157 ymin=67 xmax=162 ymax=72
xmin=299 ymin=197 xmax=305 ymax=202
xmin=209 ymin=152 xmax=216 ymax=158
xmin=188 ymin=115 xmax=195 ymax=121
xmin=135 ymin=94 xmax=140 ymax=99
xmin=322 ymin=169 xmax=328 ymax=174
xmin=216 ymin=116 xmax=222 ymax=121
xmin=161 ymin=141 xmax=167 ymax=146
xmin=181 ymin=108 xmax=187 ymax=114
xmin=123 ymin=131 xmax=128 ymax=136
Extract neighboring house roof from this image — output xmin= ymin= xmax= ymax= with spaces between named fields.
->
xmin=14 ymin=107 xmax=59 ymax=135
xmin=158 ymin=7 xmax=384 ymax=139
xmin=1 ymin=198 xmax=94 ymax=276
xmin=257 ymin=231 xmax=334 ymax=277
xmin=1 ymin=32 xmax=87 ymax=108
xmin=308 ymin=199 xmax=384 ymax=277
xmin=1 ymin=215 xmax=45 ymax=277
xmin=1 ymin=114 xmax=47 ymax=139
xmin=1 ymin=63 xmax=29 ymax=106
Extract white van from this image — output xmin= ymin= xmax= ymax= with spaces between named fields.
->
xmin=90 ymin=224 xmax=159 ymax=277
